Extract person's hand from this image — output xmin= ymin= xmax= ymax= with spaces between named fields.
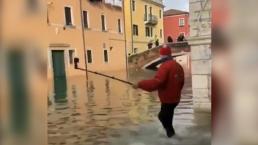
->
xmin=132 ymin=83 xmax=139 ymax=89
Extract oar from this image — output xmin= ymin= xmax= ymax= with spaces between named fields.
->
xmin=77 ymin=68 xmax=134 ymax=86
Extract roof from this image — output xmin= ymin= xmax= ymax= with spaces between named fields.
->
xmin=164 ymin=9 xmax=189 ymax=16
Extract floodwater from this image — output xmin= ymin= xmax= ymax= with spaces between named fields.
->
xmin=48 ymin=54 xmax=211 ymax=145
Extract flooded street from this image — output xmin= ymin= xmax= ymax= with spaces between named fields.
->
xmin=48 ymin=55 xmax=211 ymax=145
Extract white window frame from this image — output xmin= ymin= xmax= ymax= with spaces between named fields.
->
xmin=86 ymin=49 xmax=93 ymax=64
xmin=83 ymin=10 xmax=90 ymax=29
xmin=67 ymin=48 xmax=76 ymax=67
xmin=64 ymin=5 xmax=75 ymax=26
xmin=179 ymin=18 xmax=185 ymax=27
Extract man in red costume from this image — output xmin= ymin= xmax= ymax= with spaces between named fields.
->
xmin=133 ymin=45 xmax=185 ymax=137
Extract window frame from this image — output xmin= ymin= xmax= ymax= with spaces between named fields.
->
xmin=86 ymin=49 xmax=93 ymax=64
xmin=179 ymin=18 xmax=185 ymax=27
xmin=68 ymin=49 xmax=75 ymax=65
xmin=103 ymin=49 xmax=109 ymax=63
xmin=118 ymin=18 xmax=122 ymax=33
xmin=64 ymin=6 xmax=74 ymax=26
xmin=133 ymin=24 xmax=138 ymax=36
xmin=145 ymin=27 xmax=150 ymax=37
xmin=132 ymin=0 xmax=136 ymax=11
xmin=101 ymin=14 xmax=107 ymax=31
xmin=82 ymin=10 xmax=90 ymax=29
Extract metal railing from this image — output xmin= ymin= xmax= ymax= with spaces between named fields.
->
xmin=144 ymin=14 xmax=158 ymax=25
xmin=104 ymin=0 xmax=122 ymax=7
xmin=151 ymin=0 xmax=163 ymax=5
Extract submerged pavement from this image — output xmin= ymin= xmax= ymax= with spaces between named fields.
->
xmin=48 ymin=57 xmax=211 ymax=145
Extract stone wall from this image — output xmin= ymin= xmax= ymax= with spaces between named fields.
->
xmin=189 ymin=0 xmax=211 ymax=111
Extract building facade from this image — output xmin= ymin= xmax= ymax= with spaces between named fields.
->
xmin=163 ymin=9 xmax=190 ymax=43
xmin=47 ymin=0 xmax=127 ymax=79
xmin=124 ymin=0 xmax=164 ymax=56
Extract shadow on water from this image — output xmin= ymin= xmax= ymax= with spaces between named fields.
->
xmin=48 ymin=54 xmax=210 ymax=145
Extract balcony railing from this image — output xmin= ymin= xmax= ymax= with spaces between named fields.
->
xmin=89 ymin=0 xmax=102 ymax=2
xmin=114 ymin=0 xmax=122 ymax=7
xmin=151 ymin=0 xmax=163 ymax=5
xmin=104 ymin=0 xmax=122 ymax=7
xmin=144 ymin=14 xmax=158 ymax=25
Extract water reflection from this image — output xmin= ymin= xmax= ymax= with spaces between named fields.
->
xmin=48 ymin=54 xmax=210 ymax=145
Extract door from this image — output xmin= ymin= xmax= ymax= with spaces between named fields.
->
xmin=52 ymin=50 xmax=67 ymax=103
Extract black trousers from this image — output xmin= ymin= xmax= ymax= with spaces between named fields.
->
xmin=158 ymin=103 xmax=178 ymax=132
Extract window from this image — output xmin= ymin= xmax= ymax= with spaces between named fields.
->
xmin=118 ymin=19 xmax=122 ymax=33
xmin=144 ymin=5 xmax=148 ymax=21
xmin=179 ymin=18 xmax=185 ymax=27
xmin=133 ymin=48 xmax=138 ymax=54
xmin=132 ymin=0 xmax=135 ymax=11
xmin=104 ymin=50 xmax=109 ymax=63
xmin=145 ymin=27 xmax=153 ymax=37
xmin=159 ymin=10 xmax=162 ymax=18
xmin=133 ymin=24 xmax=138 ymax=36
xmin=64 ymin=6 xmax=73 ymax=26
xmin=149 ymin=7 xmax=152 ymax=15
xmin=160 ymin=29 xmax=163 ymax=38
xmin=101 ymin=14 xmax=106 ymax=31
xmin=150 ymin=27 xmax=153 ymax=37
xmin=145 ymin=27 xmax=150 ymax=37
xmin=83 ymin=11 xmax=89 ymax=29
xmin=86 ymin=50 xmax=92 ymax=63
xmin=69 ymin=50 xmax=75 ymax=64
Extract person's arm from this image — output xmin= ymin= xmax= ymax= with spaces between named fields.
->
xmin=137 ymin=64 xmax=169 ymax=92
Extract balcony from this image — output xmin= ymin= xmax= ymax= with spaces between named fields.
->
xmin=144 ymin=14 xmax=158 ymax=25
xmin=89 ymin=0 xmax=102 ymax=2
xmin=114 ymin=0 xmax=122 ymax=7
xmin=151 ymin=0 xmax=163 ymax=5
xmin=104 ymin=0 xmax=122 ymax=7
xmin=143 ymin=0 xmax=163 ymax=6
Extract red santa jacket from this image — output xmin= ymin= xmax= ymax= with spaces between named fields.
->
xmin=138 ymin=60 xmax=184 ymax=103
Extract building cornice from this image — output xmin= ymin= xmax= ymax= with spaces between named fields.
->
xmin=141 ymin=0 xmax=165 ymax=8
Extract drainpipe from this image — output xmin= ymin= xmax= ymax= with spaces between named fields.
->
xmin=122 ymin=0 xmax=129 ymax=79
xmin=130 ymin=0 xmax=134 ymax=55
xmin=0 ymin=0 xmax=2 ymax=44
xmin=79 ymin=0 xmax=88 ymax=79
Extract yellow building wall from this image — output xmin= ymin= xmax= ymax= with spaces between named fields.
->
xmin=124 ymin=0 xmax=164 ymax=55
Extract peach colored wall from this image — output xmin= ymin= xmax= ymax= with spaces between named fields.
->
xmin=46 ymin=0 xmax=127 ymax=79
xmin=82 ymin=2 xmax=127 ymax=72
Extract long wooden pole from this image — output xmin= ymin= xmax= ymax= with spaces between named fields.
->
xmin=77 ymin=68 xmax=133 ymax=86
xmin=79 ymin=0 xmax=88 ymax=80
